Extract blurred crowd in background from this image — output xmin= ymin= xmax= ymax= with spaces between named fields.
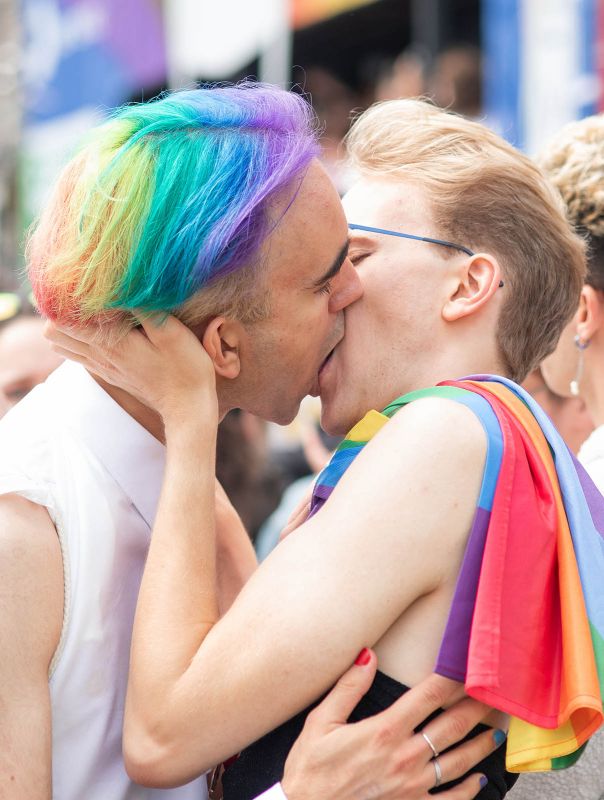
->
xmin=0 ymin=0 xmax=603 ymax=556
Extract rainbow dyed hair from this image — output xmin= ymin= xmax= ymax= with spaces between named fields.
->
xmin=27 ymin=84 xmax=320 ymax=326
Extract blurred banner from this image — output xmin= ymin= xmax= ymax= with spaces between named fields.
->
xmin=20 ymin=0 xmax=166 ymax=231
xmin=164 ymin=0 xmax=289 ymax=83
xmin=292 ymin=0 xmax=378 ymax=28
xmin=484 ymin=0 xmax=601 ymax=152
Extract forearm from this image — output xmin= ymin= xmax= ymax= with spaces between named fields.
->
xmin=216 ymin=509 xmax=257 ymax=614
xmin=127 ymin=418 xmax=219 ymax=746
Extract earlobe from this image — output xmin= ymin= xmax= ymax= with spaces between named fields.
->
xmin=442 ymin=254 xmax=502 ymax=323
xmin=202 ymin=318 xmax=241 ymax=380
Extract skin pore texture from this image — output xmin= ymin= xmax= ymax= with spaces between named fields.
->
xmin=45 ymin=175 xmax=510 ymax=787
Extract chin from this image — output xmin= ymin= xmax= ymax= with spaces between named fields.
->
xmin=266 ymin=398 xmax=303 ymax=426
xmin=320 ymin=403 xmax=356 ymax=438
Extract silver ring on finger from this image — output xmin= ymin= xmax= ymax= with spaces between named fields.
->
xmin=433 ymin=757 xmax=443 ymax=788
xmin=421 ymin=731 xmax=440 ymax=758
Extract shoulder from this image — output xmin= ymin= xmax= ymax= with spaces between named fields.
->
xmin=0 ymin=494 xmax=63 ymax=669
xmin=0 ymin=385 xmax=60 ymax=486
xmin=372 ymin=395 xmax=487 ymax=475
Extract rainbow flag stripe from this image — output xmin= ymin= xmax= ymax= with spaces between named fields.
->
xmin=310 ymin=376 xmax=604 ymax=772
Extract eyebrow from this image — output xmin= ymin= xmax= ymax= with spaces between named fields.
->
xmin=310 ymin=240 xmax=350 ymax=289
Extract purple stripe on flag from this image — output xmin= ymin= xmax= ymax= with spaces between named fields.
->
xmin=309 ymin=483 xmax=334 ymax=518
xmin=436 ymin=506 xmax=491 ymax=680
xmin=574 ymin=455 xmax=604 ymax=538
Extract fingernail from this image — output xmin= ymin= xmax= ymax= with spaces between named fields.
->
xmin=493 ymin=729 xmax=507 ymax=747
xmin=479 ymin=775 xmax=488 ymax=789
xmin=355 ymin=648 xmax=371 ymax=666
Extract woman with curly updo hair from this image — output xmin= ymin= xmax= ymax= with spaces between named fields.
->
xmin=523 ymin=113 xmax=604 ymax=800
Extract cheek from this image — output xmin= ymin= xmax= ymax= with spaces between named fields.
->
xmin=542 ymin=335 xmax=577 ymax=397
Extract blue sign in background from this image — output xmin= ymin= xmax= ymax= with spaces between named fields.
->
xmin=22 ymin=0 xmax=167 ymax=125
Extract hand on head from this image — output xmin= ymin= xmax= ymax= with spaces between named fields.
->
xmin=44 ymin=315 xmax=218 ymax=424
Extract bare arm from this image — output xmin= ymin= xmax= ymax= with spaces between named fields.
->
xmin=124 ymin=396 xmax=486 ymax=786
xmin=0 ymin=495 xmax=63 ymax=798
xmin=42 ymin=319 xmax=487 ymax=788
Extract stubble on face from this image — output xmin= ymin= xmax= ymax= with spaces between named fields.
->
xmin=219 ymin=160 xmax=351 ymax=425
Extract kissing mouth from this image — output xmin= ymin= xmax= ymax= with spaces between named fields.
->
xmin=319 ymin=338 xmax=341 ymax=376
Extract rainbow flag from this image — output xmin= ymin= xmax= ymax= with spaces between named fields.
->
xmin=310 ymin=376 xmax=604 ymax=772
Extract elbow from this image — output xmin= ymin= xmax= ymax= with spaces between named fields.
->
xmin=124 ymin=721 xmax=194 ymax=788
xmin=123 ymin=728 xmax=177 ymax=788
xmin=124 ymin=715 xmax=215 ymax=788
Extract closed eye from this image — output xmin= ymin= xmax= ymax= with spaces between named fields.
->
xmin=316 ymin=280 xmax=333 ymax=296
xmin=349 ymin=251 xmax=370 ymax=267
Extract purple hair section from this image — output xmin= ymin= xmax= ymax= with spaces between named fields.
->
xmin=184 ymin=84 xmax=322 ymax=288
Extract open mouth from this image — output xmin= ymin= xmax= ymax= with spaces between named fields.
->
xmin=319 ymin=347 xmax=336 ymax=377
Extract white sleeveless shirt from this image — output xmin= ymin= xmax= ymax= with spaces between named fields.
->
xmin=0 ymin=362 xmax=206 ymax=800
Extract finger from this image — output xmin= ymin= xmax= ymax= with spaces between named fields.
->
xmin=280 ymin=503 xmax=311 ymax=541
xmin=49 ymin=345 xmax=111 ymax=383
xmin=417 ymin=695 xmax=491 ymax=755
xmin=44 ymin=319 xmax=102 ymax=346
xmin=379 ymin=674 xmax=467 ymax=733
xmin=419 ymin=728 xmax=503 ymax=790
xmin=44 ymin=327 xmax=94 ymax=359
xmin=308 ymin=649 xmax=377 ymax=728
xmin=436 ymin=772 xmax=488 ymax=800
xmin=138 ymin=313 xmax=182 ymax=345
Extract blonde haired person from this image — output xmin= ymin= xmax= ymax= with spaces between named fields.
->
xmin=515 ymin=112 xmax=604 ymax=800
xmin=45 ymin=97 xmax=590 ymax=799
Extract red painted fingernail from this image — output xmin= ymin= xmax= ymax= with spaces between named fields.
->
xmin=355 ymin=648 xmax=371 ymax=666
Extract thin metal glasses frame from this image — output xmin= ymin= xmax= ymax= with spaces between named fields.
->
xmin=348 ymin=223 xmax=475 ymax=256
xmin=348 ymin=223 xmax=504 ymax=288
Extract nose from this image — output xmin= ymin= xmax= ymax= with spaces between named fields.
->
xmin=328 ymin=258 xmax=364 ymax=313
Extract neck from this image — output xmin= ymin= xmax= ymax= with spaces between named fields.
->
xmin=580 ymin=342 xmax=604 ymax=428
xmin=92 ymin=376 xmax=166 ymax=442
xmin=407 ymin=342 xmax=507 ymax=396
xmin=90 ymin=374 xmax=233 ymax=443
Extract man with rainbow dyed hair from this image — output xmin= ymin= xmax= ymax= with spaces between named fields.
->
xmin=0 ymin=86 xmax=498 ymax=800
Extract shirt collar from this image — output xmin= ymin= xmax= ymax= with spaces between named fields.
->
xmin=45 ymin=362 xmax=166 ymax=527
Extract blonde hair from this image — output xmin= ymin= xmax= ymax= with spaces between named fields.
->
xmin=345 ymin=99 xmax=586 ymax=382
xmin=537 ymin=114 xmax=604 ymax=290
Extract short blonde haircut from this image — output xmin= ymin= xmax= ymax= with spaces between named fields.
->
xmin=345 ymin=99 xmax=586 ymax=382
xmin=537 ymin=114 xmax=604 ymax=290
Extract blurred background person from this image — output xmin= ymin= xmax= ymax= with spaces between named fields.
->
xmin=510 ymin=111 xmax=604 ymax=800
xmin=522 ymin=367 xmax=593 ymax=455
xmin=427 ymin=45 xmax=482 ymax=119
xmin=216 ymin=410 xmax=285 ymax=543
xmin=0 ymin=298 xmax=63 ymax=416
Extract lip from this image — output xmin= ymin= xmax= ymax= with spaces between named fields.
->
xmin=318 ymin=344 xmax=339 ymax=394
xmin=309 ymin=345 xmax=338 ymax=397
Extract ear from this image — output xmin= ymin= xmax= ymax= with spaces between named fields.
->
xmin=202 ymin=317 xmax=242 ymax=380
xmin=576 ymin=285 xmax=604 ymax=343
xmin=442 ymin=253 xmax=502 ymax=323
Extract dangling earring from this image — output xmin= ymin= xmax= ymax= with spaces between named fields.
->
xmin=570 ymin=335 xmax=590 ymax=396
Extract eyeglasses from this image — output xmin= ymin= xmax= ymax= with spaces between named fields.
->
xmin=348 ymin=223 xmax=474 ymax=256
xmin=348 ymin=224 xmax=504 ymax=287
